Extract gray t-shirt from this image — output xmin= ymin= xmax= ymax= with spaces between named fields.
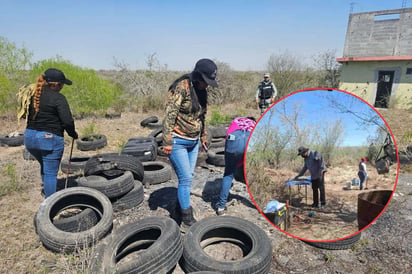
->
xmin=297 ymin=150 xmax=327 ymax=180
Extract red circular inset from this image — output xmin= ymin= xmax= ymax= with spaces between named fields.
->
xmin=244 ymin=87 xmax=398 ymax=244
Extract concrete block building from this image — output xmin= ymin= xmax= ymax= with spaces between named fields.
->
xmin=337 ymin=8 xmax=412 ymax=109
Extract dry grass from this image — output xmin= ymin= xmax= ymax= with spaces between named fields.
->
xmin=0 ymin=104 xmax=410 ymax=272
xmin=246 ymin=151 xmax=397 ymax=240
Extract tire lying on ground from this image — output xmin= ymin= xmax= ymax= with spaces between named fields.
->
xmin=140 ymin=116 xmax=162 ymax=129
xmin=180 ymin=216 xmax=272 ymax=274
xmin=76 ymin=134 xmax=107 ymax=151
xmin=84 ymin=153 xmax=144 ymax=181
xmin=77 ymin=171 xmax=135 ymax=199
xmin=140 ymin=116 xmax=158 ymax=126
xmin=91 ymin=216 xmax=183 ymax=273
xmin=301 ymin=232 xmax=361 ymax=250
xmin=23 ymin=148 xmax=36 ymax=161
xmin=142 ymin=161 xmax=172 ymax=185
xmin=0 ymin=132 xmax=24 ymax=147
xmin=34 ymin=187 xmax=113 ymax=253
xmin=53 ymin=208 xmax=100 ymax=233
xmin=60 ymin=156 xmax=90 ymax=174
xmin=111 ymin=180 xmax=144 ymax=212
xmin=206 ymin=148 xmax=225 ymax=167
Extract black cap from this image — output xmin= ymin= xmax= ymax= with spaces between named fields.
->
xmin=43 ymin=68 xmax=72 ymax=85
xmin=194 ymin=58 xmax=218 ymax=88
xmin=297 ymin=146 xmax=309 ymax=156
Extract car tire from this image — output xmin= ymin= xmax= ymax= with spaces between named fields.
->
xmin=76 ymin=134 xmax=107 ymax=151
xmin=84 ymin=153 xmax=144 ymax=181
xmin=142 ymin=161 xmax=172 ymax=185
xmin=91 ymin=216 xmax=183 ymax=273
xmin=180 ymin=216 xmax=272 ymax=273
xmin=34 ymin=187 xmax=113 ymax=253
xmin=301 ymin=233 xmax=361 ymax=250
xmin=77 ymin=171 xmax=135 ymax=199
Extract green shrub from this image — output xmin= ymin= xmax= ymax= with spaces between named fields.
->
xmin=30 ymin=57 xmax=123 ymax=116
xmin=80 ymin=122 xmax=96 ymax=136
xmin=209 ymin=106 xmax=233 ymax=126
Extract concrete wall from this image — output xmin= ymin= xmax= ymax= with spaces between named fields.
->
xmin=343 ymin=8 xmax=412 ymax=57
xmin=339 ymin=60 xmax=412 ymax=109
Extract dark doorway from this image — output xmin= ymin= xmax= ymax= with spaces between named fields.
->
xmin=375 ymin=71 xmax=394 ymax=108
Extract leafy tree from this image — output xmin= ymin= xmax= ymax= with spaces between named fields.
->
xmin=0 ymin=36 xmax=33 ymax=114
xmin=30 ymin=57 xmax=122 ymax=116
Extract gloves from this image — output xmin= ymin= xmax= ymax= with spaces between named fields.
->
xmin=72 ymin=131 xmax=79 ymax=140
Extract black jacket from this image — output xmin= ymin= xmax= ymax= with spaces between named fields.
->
xmin=26 ymin=86 xmax=77 ymax=138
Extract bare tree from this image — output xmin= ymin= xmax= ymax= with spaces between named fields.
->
xmin=266 ymin=51 xmax=318 ymax=97
xmin=111 ymin=56 xmax=178 ymax=112
xmin=322 ymin=92 xmax=387 ymax=132
xmin=312 ymin=49 xmax=341 ymax=88
xmin=317 ymin=119 xmax=345 ymax=165
xmin=249 ymin=109 xmax=292 ymax=167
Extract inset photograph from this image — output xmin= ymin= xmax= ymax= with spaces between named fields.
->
xmin=245 ymin=88 xmax=398 ymax=242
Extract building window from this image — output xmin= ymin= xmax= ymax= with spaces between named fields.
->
xmin=406 ymin=68 xmax=412 ymax=75
xmin=374 ymin=13 xmax=400 ymax=21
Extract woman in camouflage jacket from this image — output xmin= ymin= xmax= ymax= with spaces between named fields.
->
xmin=162 ymin=58 xmax=218 ymax=230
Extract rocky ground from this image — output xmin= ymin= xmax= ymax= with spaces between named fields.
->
xmin=0 ymin=111 xmax=411 ymax=273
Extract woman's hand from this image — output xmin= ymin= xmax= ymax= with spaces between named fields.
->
xmin=202 ymin=141 xmax=209 ymax=152
xmin=162 ymin=145 xmax=173 ymax=155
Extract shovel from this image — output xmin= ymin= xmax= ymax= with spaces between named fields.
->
xmin=65 ymin=138 xmax=74 ymax=189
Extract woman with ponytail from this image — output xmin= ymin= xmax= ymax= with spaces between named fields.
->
xmin=24 ymin=68 xmax=78 ymax=198
xmin=162 ymin=58 xmax=218 ymax=231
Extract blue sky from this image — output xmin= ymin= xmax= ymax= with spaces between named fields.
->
xmin=0 ymin=0 xmax=408 ymax=71
xmin=254 ymin=89 xmax=387 ymax=147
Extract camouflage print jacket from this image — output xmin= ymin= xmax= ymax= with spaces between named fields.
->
xmin=162 ymin=77 xmax=207 ymax=146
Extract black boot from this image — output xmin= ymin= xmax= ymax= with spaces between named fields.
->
xmin=181 ymin=206 xmax=196 ymax=232
xmin=170 ymin=202 xmax=182 ymax=224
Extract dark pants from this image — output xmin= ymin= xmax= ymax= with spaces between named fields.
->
xmin=358 ymin=171 xmax=367 ymax=190
xmin=311 ymin=173 xmax=325 ymax=206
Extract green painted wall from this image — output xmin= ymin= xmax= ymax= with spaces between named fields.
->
xmin=339 ymin=60 xmax=412 ymax=109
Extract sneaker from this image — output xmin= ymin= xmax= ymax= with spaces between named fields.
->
xmin=216 ymin=207 xmax=226 ymax=216
xmin=310 ymin=204 xmax=319 ymax=208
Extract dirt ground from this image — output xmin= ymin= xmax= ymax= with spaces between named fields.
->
xmin=256 ymin=164 xmax=397 ymax=241
xmin=0 ymin=111 xmax=411 ymax=273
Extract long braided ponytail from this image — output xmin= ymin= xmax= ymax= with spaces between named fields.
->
xmin=32 ymin=74 xmax=46 ymax=120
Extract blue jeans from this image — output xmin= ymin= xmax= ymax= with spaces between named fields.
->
xmin=24 ymin=129 xmax=64 ymax=198
xmin=217 ymin=130 xmax=250 ymax=209
xmin=169 ymin=137 xmax=199 ymax=210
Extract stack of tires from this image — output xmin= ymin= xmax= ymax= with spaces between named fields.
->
xmin=60 ymin=156 xmax=91 ymax=174
xmin=80 ymin=153 xmax=145 ymax=212
xmin=206 ymin=126 xmax=228 ymax=167
xmin=207 ymin=126 xmax=228 ymax=150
